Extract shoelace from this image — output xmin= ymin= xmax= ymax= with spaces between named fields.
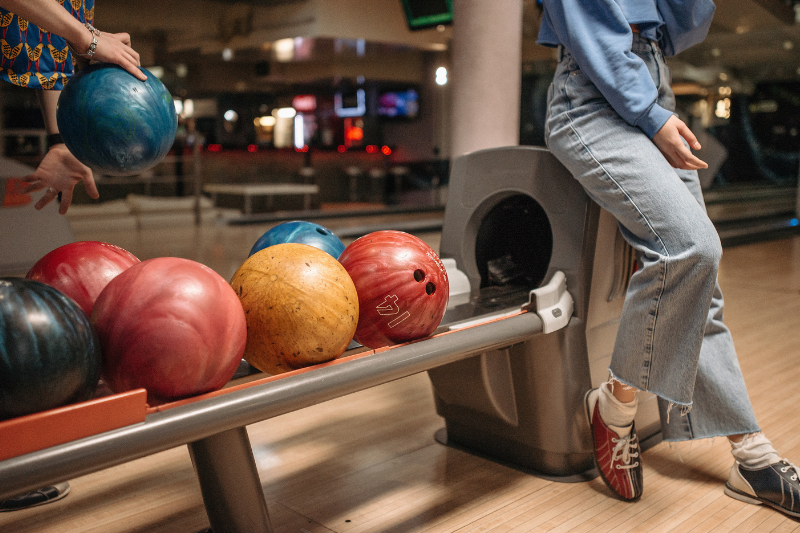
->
xmin=611 ymin=434 xmax=640 ymax=470
xmin=780 ymin=460 xmax=799 ymax=482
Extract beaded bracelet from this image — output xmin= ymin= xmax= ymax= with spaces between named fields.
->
xmin=81 ymin=23 xmax=101 ymax=58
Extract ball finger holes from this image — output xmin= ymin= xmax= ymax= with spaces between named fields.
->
xmin=414 ymin=269 xmax=435 ymax=294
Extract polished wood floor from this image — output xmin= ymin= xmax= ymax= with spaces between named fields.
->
xmin=2 ymin=222 xmax=800 ymax=533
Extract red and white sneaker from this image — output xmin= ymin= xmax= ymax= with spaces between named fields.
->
xmin=585 ymin=388 xmax=643 ymax=501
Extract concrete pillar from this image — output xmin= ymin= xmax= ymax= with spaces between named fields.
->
xmin=450 ymin=0 xmax=523 ymax=158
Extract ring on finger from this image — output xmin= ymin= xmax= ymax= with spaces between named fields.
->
xmin=46 ymin=187 xmax=57 ymax=195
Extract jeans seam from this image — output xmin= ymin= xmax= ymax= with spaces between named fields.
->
xmin=560 ymin=77 xmax=670 ymax=390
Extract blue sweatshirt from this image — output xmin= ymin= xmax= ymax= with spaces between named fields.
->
xmin=537 ymin=0 xmax=715 ymax=138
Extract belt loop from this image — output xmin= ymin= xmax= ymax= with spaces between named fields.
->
xmin=557 ymin=44 xmax=564 ymax=62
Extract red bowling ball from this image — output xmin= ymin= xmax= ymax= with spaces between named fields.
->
xmin=26 ymin=241 xmax=140 ymax=316
xmin=338 ymin=231 xmax=449 ymax=349
xmin=91 ymin=257 xmax=247 ymax=404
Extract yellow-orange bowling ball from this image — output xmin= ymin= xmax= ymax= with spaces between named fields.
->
xmin=230 ymin=243 xmax=359 ymax=374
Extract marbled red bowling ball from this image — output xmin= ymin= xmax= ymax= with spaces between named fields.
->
xmin=26 ymin=241 xmax=140 ymax=316
xmin=338 ymin=231 xmax=449 ymax=349
xmin=91 ymin=257 xmax=246 ymax=404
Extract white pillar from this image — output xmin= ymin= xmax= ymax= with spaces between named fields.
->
xmin=450 ymin=0 xmax=523 ymax=158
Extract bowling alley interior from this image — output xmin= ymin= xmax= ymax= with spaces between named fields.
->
xmin=3 ymin=0 xmax=800 ymax=532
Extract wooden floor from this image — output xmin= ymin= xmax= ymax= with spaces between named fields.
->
xmin=2 ymin=223 xmax=800 ymax=533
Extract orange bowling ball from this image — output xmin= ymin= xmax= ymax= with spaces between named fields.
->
xmin=230 ymin=243 xmax=359 ymax=375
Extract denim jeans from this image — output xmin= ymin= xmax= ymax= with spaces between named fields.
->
xmin=545 ymin=33 xmax=760 ymax=441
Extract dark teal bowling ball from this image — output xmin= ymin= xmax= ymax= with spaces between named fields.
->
xmin=249 ymin=221 xmax=346 ymax=259
xmin=0 ymin=278 xmax=101 ymax=421
xmin=56 ymin=63 xmax=178 ymax=176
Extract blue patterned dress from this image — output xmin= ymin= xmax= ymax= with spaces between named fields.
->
xmin=0 ymin=0 xmax=94 ymax=90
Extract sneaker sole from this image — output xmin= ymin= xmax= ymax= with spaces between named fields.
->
xmin=724 ymin=482 xmax=800 ymax=519
xmin=584 ymin=389 xmax=641 ymax=502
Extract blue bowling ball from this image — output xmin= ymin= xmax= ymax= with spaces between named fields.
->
xmin=249 ymin=221 xmax=346 ymax=259
xmin=56 ymin=63 xmax=178 ymax=176
xmin=0 ymin=278 xmax=101 ymax=421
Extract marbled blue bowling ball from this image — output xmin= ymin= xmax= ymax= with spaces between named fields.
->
xmin=249 ymin=221 xmax=346 ymax=259
xmin=56 ymin=63 xmax=177 ymax=176
xmin=0 ymin=278 xmax=101 ymax=421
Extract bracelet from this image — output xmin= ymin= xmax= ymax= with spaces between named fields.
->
xmin=72 ymin=23 xmax=100 ymax=58
xmin=46 ymin=133 xmax=64 ymax=149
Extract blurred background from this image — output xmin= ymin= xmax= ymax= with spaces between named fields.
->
xmin=3 ymin=0 xmax=800 ymax=243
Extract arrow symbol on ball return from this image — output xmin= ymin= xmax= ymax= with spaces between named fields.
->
xmin=376 ymin=295 xmax=400 ymax=315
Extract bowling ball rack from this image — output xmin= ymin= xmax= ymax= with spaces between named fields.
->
xmin=0 ymin=272 xmax=572 ymax=533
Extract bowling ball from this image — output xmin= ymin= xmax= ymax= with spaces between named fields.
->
xmin=0 ymin=278 xmax=101 ymax=421
xmin=249 ymin=221 xmax=345 ymax=259
xmin=91 ymin=257 xmax=246 ymax=404
xmin=26 ymin=241 xmax=140 ymax=316
xmin=56 ymin=63 xmax=178 ymax=176
xmin=230 ymin=243 xmax=358 ymax=375
xmin=338 ymin=231 xmax=449 ymax=349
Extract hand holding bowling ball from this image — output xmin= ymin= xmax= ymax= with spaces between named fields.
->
xmin=57 ymin=63 xmax=177 ymax=176
xmin=91 ymin=258 xmax=246 ymax=404
xmin=231 ymin=243 xmax=359 ymax=375
xmin=338 ymin=231 xmax=449 ymax=349
xmin=249 ymin=221 xmax=345 ymax=259
xmin=0 ymin=278 xmax=101 ymax=420
xmin=26 ymin=241 xmax=140 ymax=316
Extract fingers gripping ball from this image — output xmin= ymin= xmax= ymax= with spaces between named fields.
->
xmin=338 ymin=231 xmax=449 ymax=349
xmin=91 ymin=258 xmax=246 ymax=404
xmin=26 ymin=241 xmax=140 ymax=316
xmin=230 ymin=243 xmax=359 ymax=375
xmin=0 ymin=278 xmax=101 ymax=421
xmin=56 ymin=63 xmax=178 ymax=176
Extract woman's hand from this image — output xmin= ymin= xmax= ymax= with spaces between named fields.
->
xmin=82 ymin=31 xmax=146 ymax=81
xmin=19 ymin=144 xmax=98 ymax=215
xmin=653 ymin=115 xmax=708 ymax=170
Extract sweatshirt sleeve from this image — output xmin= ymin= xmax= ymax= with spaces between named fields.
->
xmin=541 ymin=0 xmax=674 ymax=138
xmin=657 ymin=0 xmax=716 ymax=57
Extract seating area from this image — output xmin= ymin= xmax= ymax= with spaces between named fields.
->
xmin=202 ymin=182 xmax=319 ymax=214
xmin=65 ymin=194 xmax=241 ymax=233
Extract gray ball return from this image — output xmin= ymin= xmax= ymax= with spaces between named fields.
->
xmin=430 ymin=146 xmax=661 ymax=480
xmin=0 ymin=146 xmax=659 ymax=532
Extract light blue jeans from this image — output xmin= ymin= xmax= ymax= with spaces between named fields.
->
xmin=545 ymin=34 xmax=760 ymax=441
